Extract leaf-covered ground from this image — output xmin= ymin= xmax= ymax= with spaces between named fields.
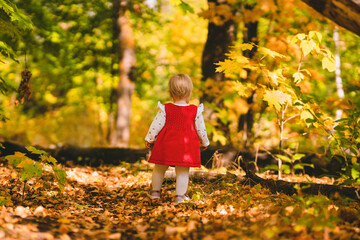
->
xmin=1 ymin=160 xmax=360 ymax=240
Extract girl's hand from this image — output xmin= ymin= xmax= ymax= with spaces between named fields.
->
xmin=146 ymin=141 xmax=154 ymax=150
xmin=201 ymin=146 xmax=208 ymax=151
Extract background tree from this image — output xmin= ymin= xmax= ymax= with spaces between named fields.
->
xmin=0 ymin=0 xmax=32 ymax=115
xmin=111 ymin=0 xmax=136 ymax=147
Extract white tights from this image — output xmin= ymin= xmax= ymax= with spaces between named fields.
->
xmin=151 ymin=164 xmax=189 ymax=196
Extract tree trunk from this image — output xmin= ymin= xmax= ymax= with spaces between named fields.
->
xmin=333 ymin=26 xmax=344 ymax=121
xmin=301 ymin=0 xmax=360 ymax=37
xmin=201 ymin=0 xmax=238 ymax=143
xmin=111 ymin=0 xmax=136 ymax=147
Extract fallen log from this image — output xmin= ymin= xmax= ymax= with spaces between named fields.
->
xmin=0 ymin=141 xmax=347 ymax=176
xmin=239 ymin=155 xmax=360 ymax=201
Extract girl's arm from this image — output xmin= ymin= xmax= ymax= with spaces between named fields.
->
xmin=195 ymin=103 xmax=210 ymax=148
xmin=145 ymin=102 xmax=166 ymax=145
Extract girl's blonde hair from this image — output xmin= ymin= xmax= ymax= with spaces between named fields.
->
xmin=168 ymin=74 xmax=193 ymax=100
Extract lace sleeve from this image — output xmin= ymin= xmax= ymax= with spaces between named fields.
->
xmin=195 ymin=103 xmax=210 ymax=147
xmin=145 ymin=102 xmax=166 ymax=143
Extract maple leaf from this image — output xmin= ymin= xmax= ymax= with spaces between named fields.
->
xmin=258 ymin=46 xmax=286 ymax=59
xmin=232 ymin=81 xmax=257 ymax=98
xmin=263 ymin=90 xmax=292 ymax=111
xmin=18 ymin=159 xmax=43 ymax=181
xmin=293 ymin=72 xmax=305 ymax=84
xmin=5 ymin=152 xmax=27 ymax=167
xmin=26 ymin=146 xmax=47 ymax=155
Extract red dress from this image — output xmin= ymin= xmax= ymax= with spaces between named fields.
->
xmin=148 ymin=103 xmax=201 ymax=167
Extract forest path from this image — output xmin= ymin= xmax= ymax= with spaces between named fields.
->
xmin=1 ymin=161 xmax=360 ymax=240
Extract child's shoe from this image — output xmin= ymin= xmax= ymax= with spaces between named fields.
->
xmin=147 ymin=190 xmax=161 ymax=200
xmin=175 ymin=194 xmax=190 ymax=203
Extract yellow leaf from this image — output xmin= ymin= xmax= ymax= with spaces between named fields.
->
xmin=293 ymin=72 xmax=304 ymax=84
xmin=238 ymin=43 xmax=255 ymax=51
xmin=300 ymin=110 xmax=314 ymax=127
xmin=258 ymin=47 xmax=286 ymax=59
xmin=322 ymin=56 xmax=335 ymax=72
xmin=232 ymin=81 xmax=257 ymax=98
xmin=263 ymin=90 xmax=292 ymax=111
xmin=309 ymin=31 xmax=322 ymax=42
xmin=297 ymin=33 xmax=306 ymax=40
xmin=213 ymin=130 xmax=227 ymax=145
xmin=300 ymin=40 xmax=316 ymax=57
xmin=267 ymin=70 xmax=279 ymax=85
xmin=17 ymin=158 xmax=34 ymax=168
xmin=300 ymin=110 xmax=313 ymax=121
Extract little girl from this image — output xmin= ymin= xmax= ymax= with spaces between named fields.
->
xmin=145 ymin=73 xmax=210 ymax=203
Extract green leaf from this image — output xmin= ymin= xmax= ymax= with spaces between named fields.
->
xmin=350 ymin=147 xmax=359 ymax=156
xmin=0 ymin=41 xmax=18 ymax=62
xmin=292 ymin=154 xmax=305 ymax=161
xmin=179 ymin=0 xmax=194 ymax=14
xmin=334 ymin=125 xmax=347 ymax=131
xmin=46 ymin=156 xmax=58 ymax=165
xmin=281 ymin=164 xmax=291 ymax=174
xmin=53 ymin=166 xmax=67 ymax=191
xmin=342 ymin=178 xmax=355 ymax=185
xmin=19 ymin=160 xmax=43 ymax=181
xmin=293 ymin=164 xmax=304 ymax=170
xmin=5 ymin=152 xmax=27 ymax=167
xmin=262 ymin=164 xmax=279 ymax=171
xmin=276 ymin=154 xmax=292 ymax=163
xmin=351 ymin=168 xmax=360 ymax=179
xmin=26 ymin=146 xmax=48 ymax=155
xmin=0 ymin=0 xmax=33 ymax=31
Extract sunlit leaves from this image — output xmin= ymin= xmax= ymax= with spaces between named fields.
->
xmin=300 ymin=110 xmax=314 ymax=127
xmin=0 ymin=41 xmax=17 ymax=62
xmin=215 ymin=56 xmax=251 ymax=77
xmin=292 ymin=32 xmax=336 ymax=72
xmin=322 ymin=55 xmax=336 ymax=72
xmin=198 ymin=2 xmax=234 ymax=25
xmin=212 ymin=130 xmax=227 ymax=145
xmin=263 ymin=90 xmax=292 ymax=111
xmin=293 ymin=72 xmax=304 ymax=84
xmin=231 ymin=81 xmax=257 ymax=98
xmin=300 ymin=39 xmax=317 ymax=57
xmin=0 ymin=0 xmax=32 ymax=34
xmin=258 ymin=46 xmax=286 ymax=59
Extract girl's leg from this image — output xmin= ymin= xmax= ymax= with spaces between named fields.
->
xmin=175 ymin=166 xmax=190 ymax=196
xmin=151 ymin=164 xmax=169 ymax=191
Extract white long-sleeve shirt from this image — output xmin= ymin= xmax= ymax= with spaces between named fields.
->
xmin=145 ymin=102 xmax=210 ymax=147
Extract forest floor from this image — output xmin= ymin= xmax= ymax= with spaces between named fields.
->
xmin=1 ymin=160 xmax=360 ymax=240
